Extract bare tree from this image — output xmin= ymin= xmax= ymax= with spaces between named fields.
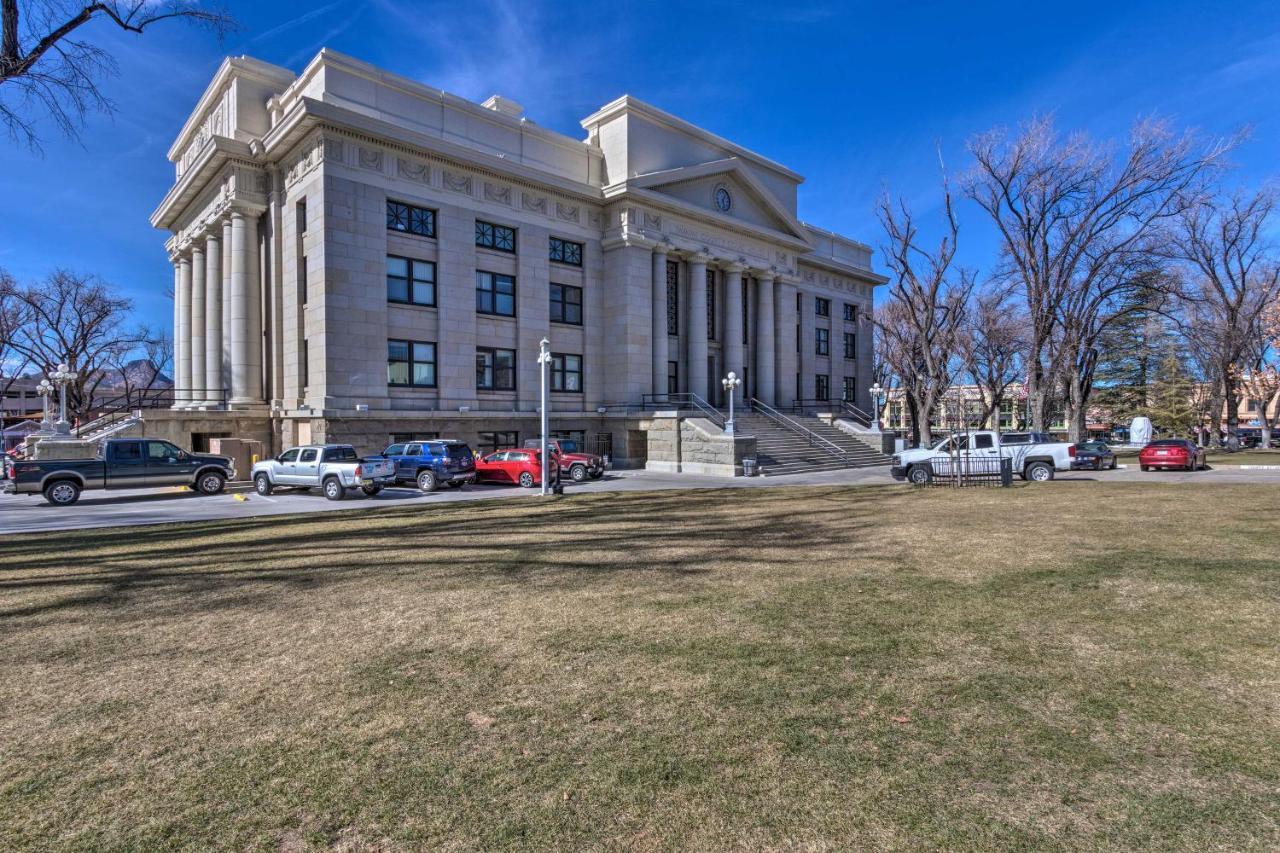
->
xmin=107 ymin=325 xmax=171 ymax=405
xmin=959 ymin=285 xmax=1025 ymax=429
xmin=1163 ymin=190 xmax=1280 ymax=450
xmin=964 ymin=116 xmax=1230 ymax=436
xmin=875 ymin=183 xmax=974 ymax=447
xmin=2 ymin=268 xmax=149 ymax=422
xmin=0 ymin=0 xmax=233 ymax=147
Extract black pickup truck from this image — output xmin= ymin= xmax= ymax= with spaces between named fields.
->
xmin=3 ymin=438 xmax=235 ymax=506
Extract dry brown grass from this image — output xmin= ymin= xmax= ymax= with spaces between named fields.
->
xmin=1 ymin=483 xmax=1278 ymax=850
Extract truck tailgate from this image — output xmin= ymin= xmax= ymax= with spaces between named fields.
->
xmin=360 ymin=458 xmax=396 ymax=479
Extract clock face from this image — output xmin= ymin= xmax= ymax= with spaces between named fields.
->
xmin=714 ymin=186 xmax=732 ymax=212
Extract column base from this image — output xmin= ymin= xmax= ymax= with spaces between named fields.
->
xmin=228 ymin=399 xmax=270 ymax=412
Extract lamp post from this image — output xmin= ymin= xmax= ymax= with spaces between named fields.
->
xmin=537 ymin=338 xmax=552 ymax=497
xmin=869 ymin=381 xmax=884 ymax=432
xmin=49 ymin=362 xmax=78 ymax=436
xmin=36 ymin=378 xmax=55 ymax=432
xmin=721 ymin=372 xmax=742 ymax=436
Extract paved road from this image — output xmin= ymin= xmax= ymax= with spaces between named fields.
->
xmin=3 ymin=464 xmax=1278 ymax=534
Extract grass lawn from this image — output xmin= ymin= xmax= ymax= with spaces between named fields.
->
xmin=2 ymin=484 xmax=1278 ymax=850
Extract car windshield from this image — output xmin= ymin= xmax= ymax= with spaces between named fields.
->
xmin=557 ymin=440 xmax=579 ymax=453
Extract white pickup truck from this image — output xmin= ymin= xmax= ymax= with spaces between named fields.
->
xmin=891 ymin=430 xmax=1077 ymax=485
xmin=251 ymin=444 xmax=396 ymax=500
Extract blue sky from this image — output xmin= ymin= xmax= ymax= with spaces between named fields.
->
xmin=2 ymin=0 xmax=1279 ymax=330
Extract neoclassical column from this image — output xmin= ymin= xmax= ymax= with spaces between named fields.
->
xmin=723 ymin=264 xmax=745 ymax=390
xmin=189 ymin=244 xmax=206 ymax=408
xmin=650 ymin=247 xmax=669 ymax=399
xmin=755 ymin=274 xmax=776 ymax=406
xmin=221 ymin=218 xmax=233 ymax=395
xmin=776 ymin=278 xmax=798 ymax=407
xmin=685 ymin=254 xmax=709 ymax=402
xmin=204 ymin=227 xmax=224 ymax=407
xmin=230 ymin=210 xmax=265 ymax=405
xmin=798 ymin=288 xmax=815 ymax=402
xmin=174 ymin=257 xmax=191 ymax=408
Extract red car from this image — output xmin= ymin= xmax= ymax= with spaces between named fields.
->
xmin=1139 ymin=439 xmax=1207 ymax=472
xmin=475 ymin=448 xmax=558 ymax=487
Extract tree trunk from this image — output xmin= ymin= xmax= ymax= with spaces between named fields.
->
xmin=906 ymin=395 xmax=921 ymax=448
xmin=1223 ymin=363 xmax=1240 ymax=451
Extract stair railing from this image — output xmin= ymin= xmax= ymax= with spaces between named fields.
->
xmin=640 ymin=392 xmax=725 ymax=428
xmin=747 ymin=398 xmax=849 ymax=462
xmin=837 ymin=400 xmax=874 ymax=428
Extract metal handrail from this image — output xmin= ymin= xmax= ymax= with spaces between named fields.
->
xmin=747 ymin=397 xmax=848 ymax=461
xmin=640 ymin=392 xmax=725 ymax=427
xmin=838 ymin=400 xmax=874 ymax=428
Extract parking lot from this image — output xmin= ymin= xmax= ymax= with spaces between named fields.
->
xmin=4 ymin=462 xmax=1280 ymax=533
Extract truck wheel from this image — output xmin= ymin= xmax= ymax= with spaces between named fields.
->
xmin=196 ymin=471 xmax=226 ymax=495
xmin=43 ymin=480 xmax=81 ymax=507
xmin=519 ymin=471 xmax=535 ymax=488
xmin=254 ymin=473 xmax=273 ymax=496
xmin=417 ymin=470 xmax=437 ymax=493
xmin=323 ymin=477 xmax=345 ymax=501
xmin=906 ymin=466 xmax=932 ymax=485
xmin=570 ymin=464 xmax=588 ymax=482
xmin=361 ymin=484 xmax=383 ymax=496
xmin=1026 ymin=461 xmax=1054 ymax=482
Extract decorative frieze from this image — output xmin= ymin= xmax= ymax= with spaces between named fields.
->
xmin=396 ymin=157 xmax=430 ymax=183
xmin=483 ymin=181 xmax=512 ymax=205
xmin=521 ymin=192 xmax=547 ymax=214
xmin=443 ymin=170 xmax=472 ymax=195
xmin=556 ymin=202 xmax=580 ymax=223
xmin=357 ymin=146 xmax=384 ymax=172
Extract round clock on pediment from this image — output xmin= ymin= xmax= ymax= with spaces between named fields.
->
xmin=713 ymin=185 xmax=732 ymax=213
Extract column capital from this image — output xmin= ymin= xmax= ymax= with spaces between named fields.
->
xmin=685 ymin=252 xmax=712 ymax=266
xmin=721 ymin=261 xmax=746 ymax=275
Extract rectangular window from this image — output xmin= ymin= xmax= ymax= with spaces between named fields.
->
xmin=475 ymin=219 xmax=515 ymax=252
xmin=842 ymin=376 xmax=856 ymax=402
xmin=476 ymin=271 xmax=516 ymax=317
xmin=706 ymin=269 xmax=717 ymax=340
xmin=386 ymin=255 xmax=436 ymax=306
xmin=478 ymin=431 xmax=519 ymax=454
xmin=666 ymin=260 xmax=679 ymax=336
xmin=843 ymin=302 xmax=857 ymax=322
xmin=296 ymin=199 xmax=307 ymax=234
xmin=797 ymin=292 xmax=803 ymax=312
xmin=301 ymin=339 xmax=309 ymax=389
xmin=816 ymin=328 xmax=830 ymax=356
xmin=816 ymin=297 xmax=830 ymax=317
xmin=386 ymin=200 xmax=436 ymax=238
xmin=388 ymin=339 xmax=437 ymax=387
xmin=298 ymin=255 xmax=307 ymax=305
xmin=549 ymin=236 xmax=583 ymax=266
xmin=476 ymin=347 xmax=516 ymax=390
xmin=550 ymin=283 xmax=583 ymax=325
xmin=816 ymin=374 xmax=830 ymax=402
xmin=741 ymin=277 xmax=750 ymax=346
xmin=844 ymin=331 xmax=857 ymax=360
xmin=550 ymin=353 xmax=583 ymax=392
xmin=667 ymin=360 xmax=679 ymax=395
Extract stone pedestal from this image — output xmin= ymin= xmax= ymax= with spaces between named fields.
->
xmin=642 ymin=412 xmax=755 ymax=477
xmin=29 ymin=436 xmax=98 ymax=460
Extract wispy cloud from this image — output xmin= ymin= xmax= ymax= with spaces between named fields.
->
xmin=249 ymin=1 xmax=347 ymax=44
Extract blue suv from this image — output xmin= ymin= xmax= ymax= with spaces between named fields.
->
xmin=381 ymin=440 xmax=476 ymax=492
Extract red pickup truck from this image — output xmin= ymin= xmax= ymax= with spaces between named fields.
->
xmin=522 ymin=438 xmax=604 ymax=482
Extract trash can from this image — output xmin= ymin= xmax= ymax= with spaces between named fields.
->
xmin=742 ymin=458 xmax=758 ymax=477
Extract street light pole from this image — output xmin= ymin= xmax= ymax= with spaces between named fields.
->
xmin=36 ymin=379 xmax=55 ymax=432
xmin=537 ymin=338 xmax=551 ymax=497
xmin=50 ymin=361 xmax=78 ymax=436
xmin=721 ymin=372 xmax=741 ymax=436
xmin=869 ymin=382 xmax=884 ymax=432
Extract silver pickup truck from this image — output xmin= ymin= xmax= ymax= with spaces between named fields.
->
xmin=250 ymin=444 xmax=396 ymax=500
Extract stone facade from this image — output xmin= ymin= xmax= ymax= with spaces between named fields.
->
xmin=151 ymin=50 xmax=886 ymax=463
xmin=642 ymin=413 xmax=755 ymax=477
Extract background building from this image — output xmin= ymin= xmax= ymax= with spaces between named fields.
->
xmin=149 ymin=50 xmax=885 ymax=462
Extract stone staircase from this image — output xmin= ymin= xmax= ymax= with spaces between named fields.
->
xmin=734 ymin=412 xmax=893 ymax=476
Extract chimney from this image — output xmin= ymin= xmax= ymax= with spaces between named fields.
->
xmin=482 ymin=95 xmax=525 ymax=119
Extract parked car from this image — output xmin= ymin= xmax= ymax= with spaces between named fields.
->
xmin=1072 ymin=441 xmax=1117 ymax=470
xmin=3 ymin=437 xmax=234 ymax=506
xmin=251 ymin=444 xmax=396 ymax=500
xmin=891 ymin=430 xmax=1076 ymax=485
xmin=1139 ymin=439 xmax=1206 ymax=472
xmin=521 ymin=438 xmax=604 ymax=482
xmin=475 ymin=448 xmax=558 ymax=487
xmin=381 ymin=439 xmax=476 ymax=492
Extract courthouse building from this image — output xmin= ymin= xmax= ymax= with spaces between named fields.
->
xmin=150 ymin=49 xmax=886 ymax=463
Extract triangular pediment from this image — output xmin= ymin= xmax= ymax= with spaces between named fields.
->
xmin=630 ymin=158 xmax=811 ymax=244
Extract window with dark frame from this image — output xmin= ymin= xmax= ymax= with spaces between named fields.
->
xmin=301 ymin=339 xmax=309 ymax=389
xmin=842 ymin=376 xmax=856 ymax=402
xmin=476 ymin=347 xmax=516 ymax=390
xmin=550 ymin=283 xmax=583 ymax=325
xmin=843 ymin=302 xmax=857 ymax=322
xmin=298 ymin=255 xmax=307 ymax=305
xmin=667 ymin=360 xmax=678 ymax=395
xmin=387 ymin=339 xmax=437 ymax=387
xmin=549 ymin=236 xmax=583 ymax=266
xmin=816 ymin=297 xmax=830 ymax=317
xmin=386 ymin=256 xmax=436 ymax=306
xmin=666 ymin=260 xmax=679 ymax=336
xmin=816 ymin=374 xmax=830 ymax=402
xmin=741 ymin=277 xmax=750 ymax=345
xmin=475 ymin=219 xmax=515 ymax=252
xmin=476 ymin=271 xmax=516 ymax=316
xmin=706 ymin=269 xmax=717 ymax=340
xmin=816 ymin=328 xmax=829 ymax=356
xmin=844 ymin=331 xmax=857 ymax=360
xmin=386 ymin=200 xmax=436 ymax=237
xmin=550 ymin=353 xmax=583 ymax=392
xmin=478 ymin=431 xmax=519 ymax=454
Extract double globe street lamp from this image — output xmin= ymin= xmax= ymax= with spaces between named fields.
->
xmin=36 ymin=378 xmax=56 ymax=432
xmin=49 ymin=362 xmax=78 ymax=436
xmin=721 ymin=372 xmax=742 ymax=436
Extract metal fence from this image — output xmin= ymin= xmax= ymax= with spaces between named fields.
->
xmin=921 ymin=454 xmax=1014 ymax=488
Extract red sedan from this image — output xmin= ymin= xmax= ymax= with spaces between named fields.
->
xmin=475 ymin=449 xmax=558 ymax=487
xmin=1139 ymin=439 xmax=1207 ymax=472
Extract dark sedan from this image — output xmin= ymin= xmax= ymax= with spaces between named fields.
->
xmin=1072 ymin=441 xmax=1117 ymax=470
